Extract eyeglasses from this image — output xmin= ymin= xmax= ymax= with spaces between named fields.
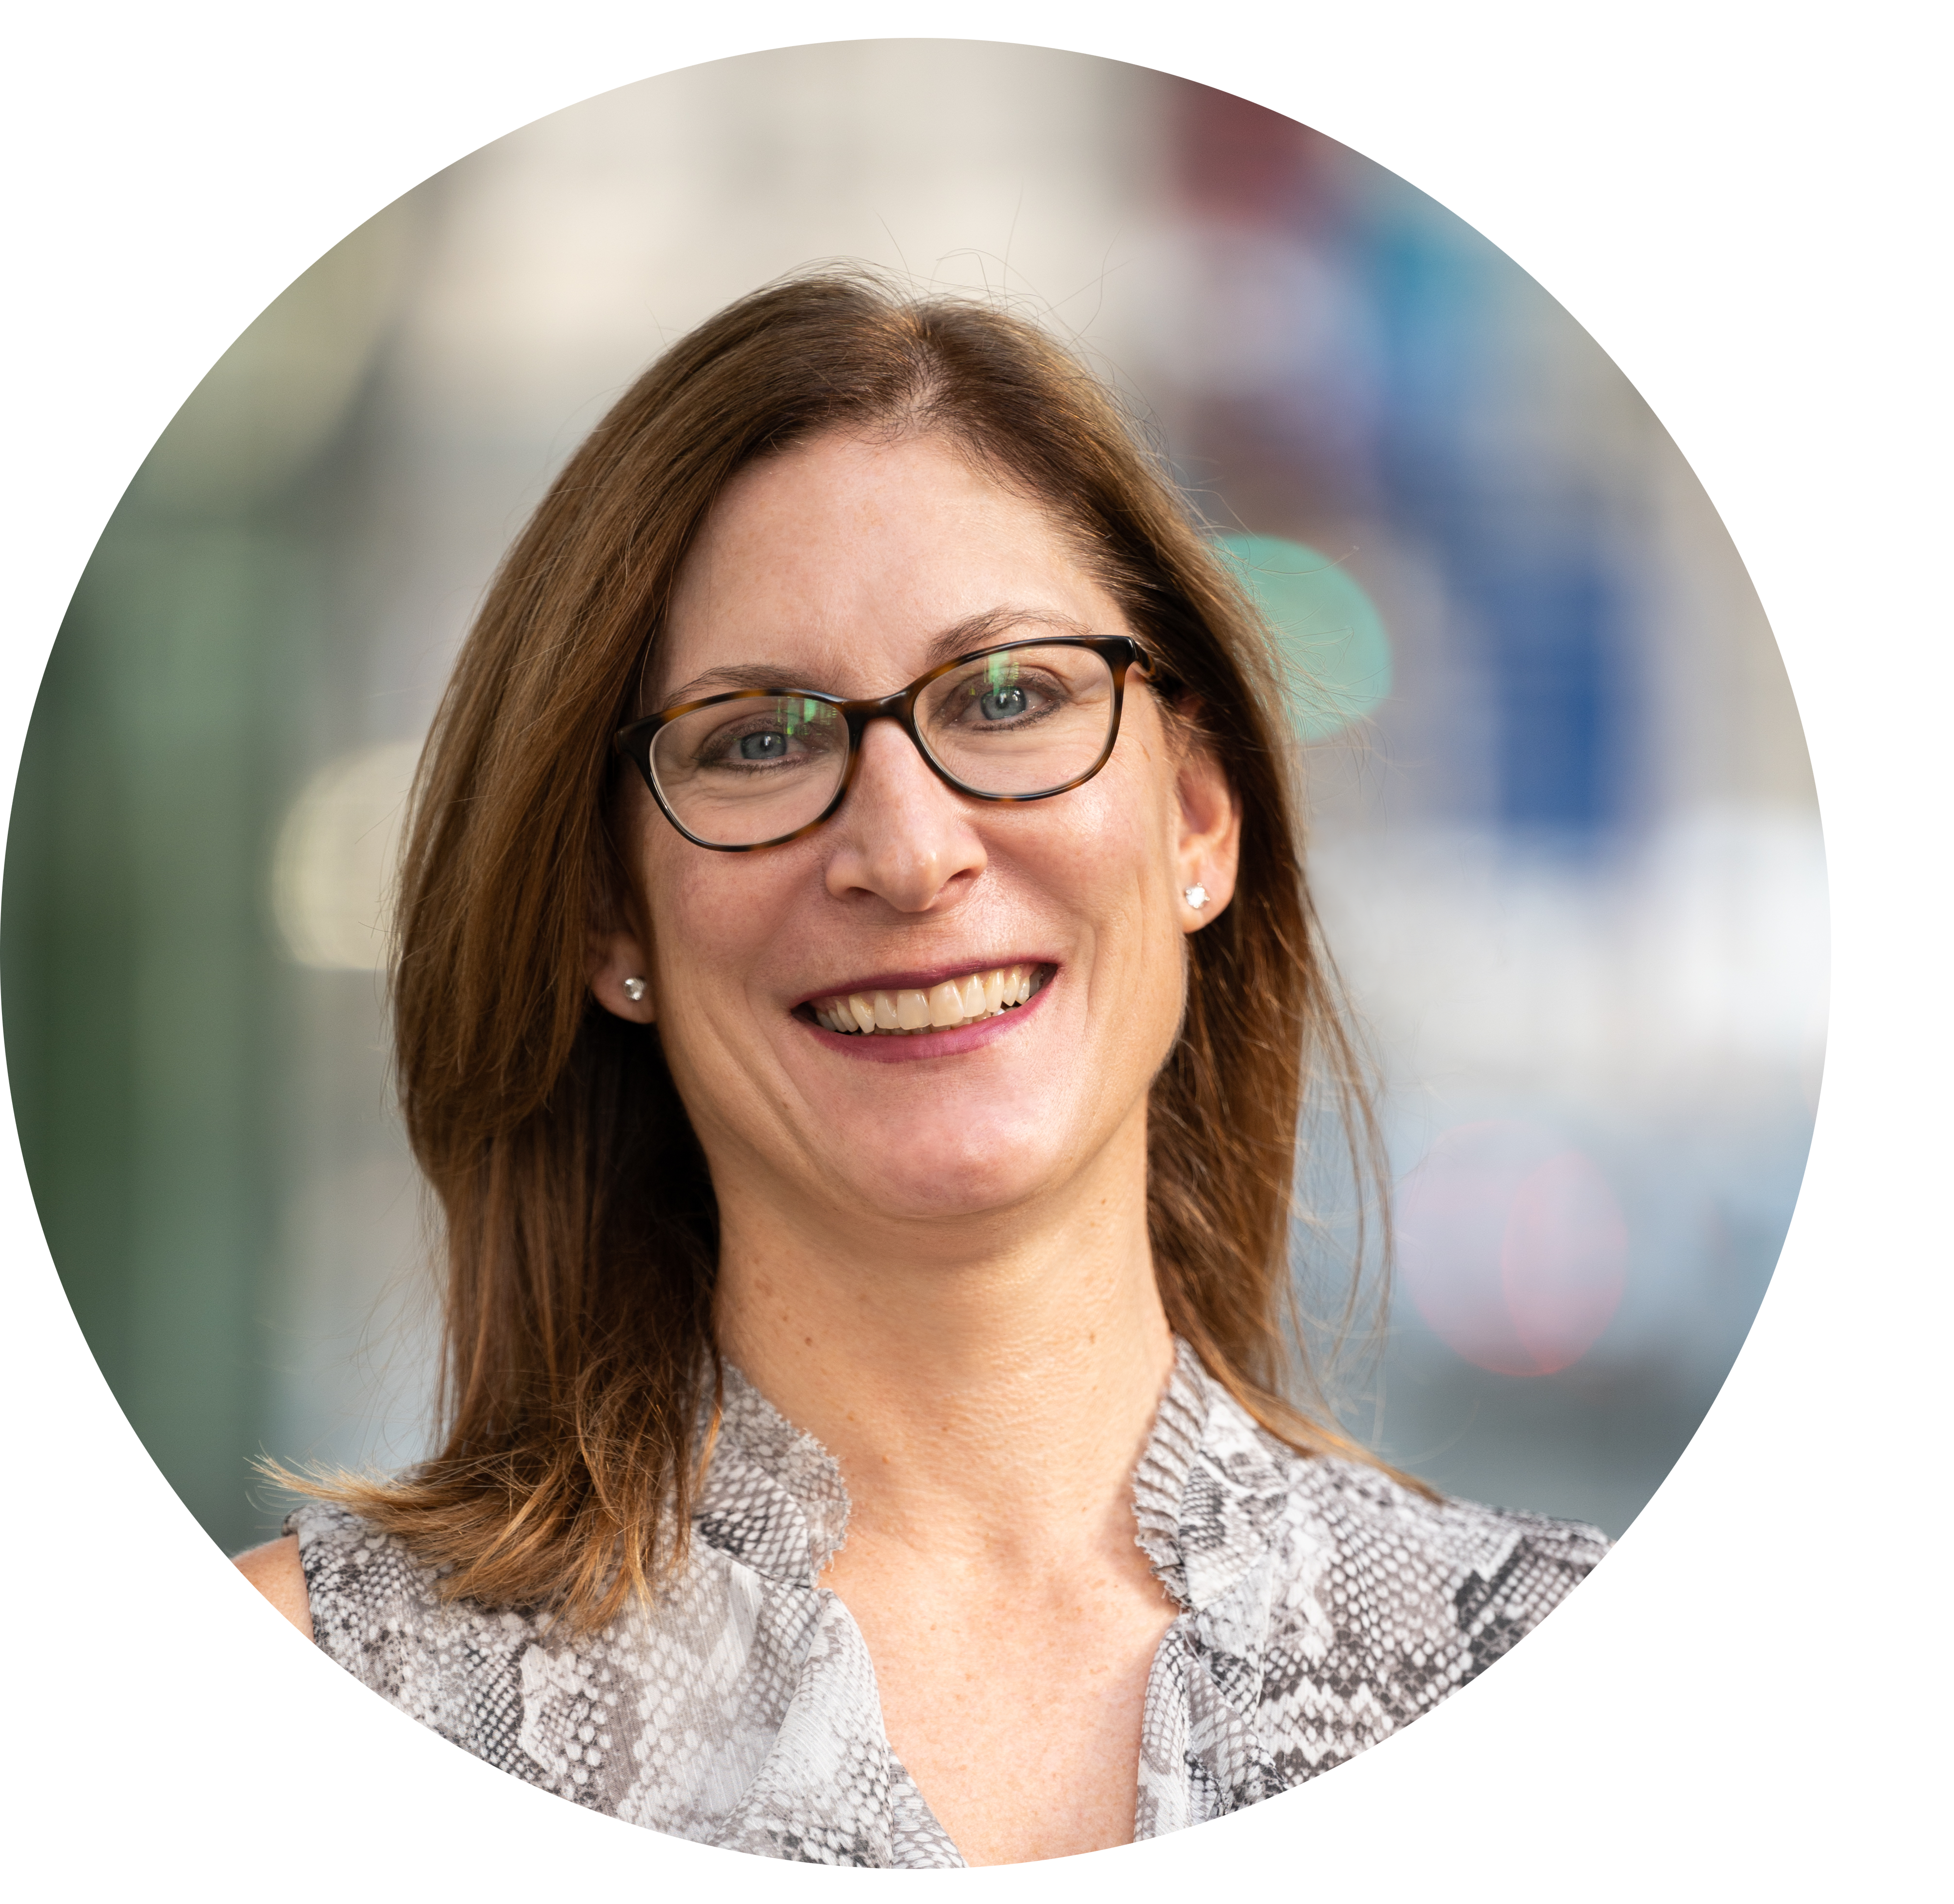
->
xmin=614 ymin=634 xmax=1150 ymax=852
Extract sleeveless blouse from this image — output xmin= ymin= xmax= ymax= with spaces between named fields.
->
xmin=288 ymin=1343 xmax=1606 ymax=1864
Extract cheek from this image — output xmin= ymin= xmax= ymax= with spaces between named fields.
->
xmin=1059 ymin=741 xmax=1179 ymax=902
xmin=1034 ymin=764 xmax=1186 ymax=1005
xmin=640 ymin=837 xmax=792 ymax=1015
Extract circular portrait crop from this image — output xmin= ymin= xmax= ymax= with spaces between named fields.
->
xmin=1 ymin=40 xmax=1824 ymax=1869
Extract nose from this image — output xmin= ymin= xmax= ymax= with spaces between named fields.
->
xmin=821 ymin=714 xmax=987 ymax=911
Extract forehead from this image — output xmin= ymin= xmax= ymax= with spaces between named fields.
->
xmin=652 ymin=430 xmax=1127 ymax=698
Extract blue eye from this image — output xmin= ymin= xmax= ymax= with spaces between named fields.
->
xmin=738 ymin=731 xmax=789 ymax=760
xmin=979 ymin=686 xmax=1028 ymax=721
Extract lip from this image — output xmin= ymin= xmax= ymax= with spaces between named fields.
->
xmin=791 ymin=959 xmax=1058 ymax=1011
xmin=798 ymin=964 xmax=1056 ymax=1062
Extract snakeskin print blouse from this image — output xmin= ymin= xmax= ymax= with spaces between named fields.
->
xmin=288 ymin=1341 xmax=1606 ymax=1864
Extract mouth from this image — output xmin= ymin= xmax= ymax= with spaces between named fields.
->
xmin=800 ymin=962 xmax=1054 ymax=1038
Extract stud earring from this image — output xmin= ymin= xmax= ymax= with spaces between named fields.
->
xmin=1183 ymin=884 xmax=1209 ymax=911
xmin=623 ymin=977 xmax=648 ymax=1002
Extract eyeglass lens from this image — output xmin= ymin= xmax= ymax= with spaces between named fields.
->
xmin=648 ymin=642 xmax=1119 ymax=848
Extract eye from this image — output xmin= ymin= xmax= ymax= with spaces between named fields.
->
xmin=978 ymin=684 xmax=1029 ymax=721
xmin=676 ymin=697 xmax=843 ymax=773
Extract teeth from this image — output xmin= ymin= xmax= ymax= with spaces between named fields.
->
xmin=808 ymin=963 xmax=1048 ymax=1036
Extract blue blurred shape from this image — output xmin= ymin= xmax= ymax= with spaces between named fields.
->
xmin=1472 ymin=556 xmax=1624 ymax=839
xmin=1214 ymin=533 xmax=1392 ymax=739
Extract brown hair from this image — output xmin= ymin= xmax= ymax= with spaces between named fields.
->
xmin=293 ymin=269 xmax=1402 ymax=1630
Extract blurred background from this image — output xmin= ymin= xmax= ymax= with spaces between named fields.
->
xmin=1 ymin=41 xmax=1823 ymax=1555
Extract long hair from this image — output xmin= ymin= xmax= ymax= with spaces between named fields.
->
xmin=292 ymin=269 xmax=1400 ymax=1630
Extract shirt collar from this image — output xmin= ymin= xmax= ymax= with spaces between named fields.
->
xmin=1132 ymin=1339 xmax=1291 ymax=1611
xmin=692 ymin=1340 xmax=1286 ymax=1606
xmin=691 ymin=1363 xmax=850 ymax=1587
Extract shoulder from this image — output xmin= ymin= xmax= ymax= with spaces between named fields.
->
xmin=1266 ymin=1438 xmax=1610 ymax=1640
xmin=277 ymin=1501 xmax=553 ymax=1697
xmin=1178 ymin=1414 xmax=1614 ymax=1787
xmin=235 ymin=1533 xmax=312 ymax=1639
xmin=279 ymin=1500 xmax=447 ymax=1635
xmin=1294 ymin=1448 xmax=1609 ymax=1565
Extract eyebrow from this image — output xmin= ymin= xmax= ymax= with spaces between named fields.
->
xmin=656 ymin=607 xmax=1097 ymax=708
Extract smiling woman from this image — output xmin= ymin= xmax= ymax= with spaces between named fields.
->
xmin=237 ymin=269 xmax=1606 ymax=1866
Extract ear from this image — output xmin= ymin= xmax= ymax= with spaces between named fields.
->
xmin=1173 ymin=731 xmax=1242 ymax=933
xmin=589 ymin=924 xmax=657 ymax=1023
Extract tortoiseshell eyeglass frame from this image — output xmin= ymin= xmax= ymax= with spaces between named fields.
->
xmin=612 ymin=633 xmax=1154 ymax=853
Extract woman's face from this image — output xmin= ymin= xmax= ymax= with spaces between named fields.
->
xmin=595 ymin=429 xmax=1239 ymax=1232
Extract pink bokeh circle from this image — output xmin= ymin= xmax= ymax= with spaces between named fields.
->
xmin=1396 ymin=1120 xmax=1628 ymax=1377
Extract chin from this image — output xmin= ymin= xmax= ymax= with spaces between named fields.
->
xmin=812 ymin=1113 xmax=1079 ymax=1225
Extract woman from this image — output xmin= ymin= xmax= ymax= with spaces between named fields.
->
xmin=237 ymin=270 xmax=1606 ymax=1867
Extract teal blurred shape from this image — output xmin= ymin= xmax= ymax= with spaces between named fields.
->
xmin=1214 ymin=534 xmax=1392 ymax=740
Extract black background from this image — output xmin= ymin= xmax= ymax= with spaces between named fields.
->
xmin=11 ymin=30 xmax=1813 ymax=1869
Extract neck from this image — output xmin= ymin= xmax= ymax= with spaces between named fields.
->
xmin=710 ymin=1113 xmax=1175 ymax=1572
